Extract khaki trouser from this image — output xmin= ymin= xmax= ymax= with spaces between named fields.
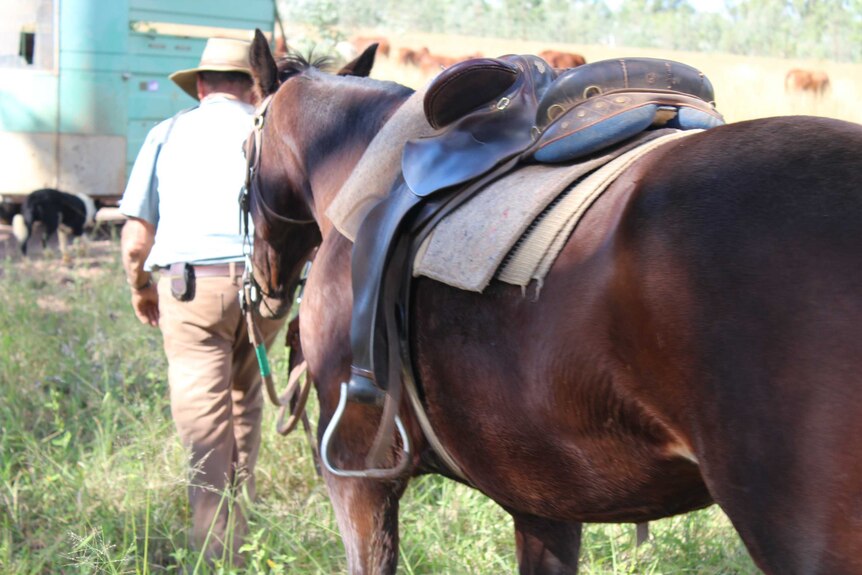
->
xmin=158 ymin=274 xmax=285 ymax=564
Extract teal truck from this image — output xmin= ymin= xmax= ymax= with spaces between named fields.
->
xmin=0 ymin=0 xmax=276 ymax=207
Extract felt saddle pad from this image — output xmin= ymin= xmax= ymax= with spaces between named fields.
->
xmin=413 ymin=129 xmax=700 ymax=292
xmin=326 ymin=86 xmax=435 ymax=242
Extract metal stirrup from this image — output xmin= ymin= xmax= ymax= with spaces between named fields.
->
xmin=321 ymin=383 xmax=412 ymax=479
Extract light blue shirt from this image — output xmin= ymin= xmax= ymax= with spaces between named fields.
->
xmin=120 ymin=95 xmax=255 ymax=270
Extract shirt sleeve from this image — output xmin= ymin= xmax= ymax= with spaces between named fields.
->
xmin=119 ymin=120 xmax=170 ymax=226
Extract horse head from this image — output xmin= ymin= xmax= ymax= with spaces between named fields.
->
xmin=245 ymin=30 xmax=383 ymax=311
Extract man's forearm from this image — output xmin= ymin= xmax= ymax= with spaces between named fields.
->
xmin=121 ymin=218 xmax=156 ymax=289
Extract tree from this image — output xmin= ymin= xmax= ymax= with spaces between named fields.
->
xmin=278 ymin=0 xmax=862 ymax=63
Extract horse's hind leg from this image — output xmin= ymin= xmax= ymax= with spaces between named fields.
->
xmin=511 ymin=512 xmax=582 ymax=575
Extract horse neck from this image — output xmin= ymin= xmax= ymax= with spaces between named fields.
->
xmin=302 ymin=84 xmax=412 ymax=233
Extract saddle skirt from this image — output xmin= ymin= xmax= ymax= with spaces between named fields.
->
xmin=413 ymin=129 xmax=702 ymax=292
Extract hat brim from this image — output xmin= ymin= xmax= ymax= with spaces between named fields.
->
xmin=169 ymin=65 xmax=253 ymax=101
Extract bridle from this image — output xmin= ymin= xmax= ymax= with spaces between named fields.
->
xmin=241 ymin=92 xmax=316 ymax=238
xmin=236 ymin=90 xmax=318 ymax=457
xmin=239 ymin=91 xmax=318 ymax=301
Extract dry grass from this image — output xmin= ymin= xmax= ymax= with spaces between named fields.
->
xmin=347 ymin=29 xmax=862 ymax=125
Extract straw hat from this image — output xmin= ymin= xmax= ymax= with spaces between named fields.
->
xmin=169 ymin=37 xmax=253 ymax=100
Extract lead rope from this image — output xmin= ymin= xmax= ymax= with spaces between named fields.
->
xmin=240 ymin=267 xmax=315 ymax=436
xmin=239 ymin=258 xmax=320 ymax=473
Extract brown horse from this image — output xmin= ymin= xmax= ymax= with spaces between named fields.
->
xmin=247 ymin=32 xmax=862 ymax=575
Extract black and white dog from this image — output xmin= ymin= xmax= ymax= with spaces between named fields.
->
xmin=12 ymin=188 xmax=99 ymax=256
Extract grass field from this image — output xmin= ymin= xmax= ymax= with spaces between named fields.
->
xmin=0 ymin=240 xmax=759 ymax=573
xmin=5 ymin=28 xmax=858 ymax=574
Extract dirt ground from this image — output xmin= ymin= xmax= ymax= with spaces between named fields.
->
xmin=0 ymin=218 xmax=127 ymax=313
xmin=0 ymin=210 xmax=126 ymax=294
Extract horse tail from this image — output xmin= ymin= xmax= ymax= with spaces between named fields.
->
xmin=12 ymin=213 xmax=30 ymax=255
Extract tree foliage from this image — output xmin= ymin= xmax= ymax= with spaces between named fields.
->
xmin=279 ymin=0 xmax=862 ymax=62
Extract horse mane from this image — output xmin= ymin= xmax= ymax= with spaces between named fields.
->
xmin=276 ymin=52 xmax=334 ymax=81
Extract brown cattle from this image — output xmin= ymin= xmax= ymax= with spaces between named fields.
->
xmin=351 ymin=35 xmax=390 ymax=58
xmin=454 ymin=51 xmax=483 ymax=64
xmin=397 ymin=47 xmax=419 ymax=66
xmin=539 ymin=49 xmax=586 ymax=69
xmin=785 ymin=68 xmax=830 ymax=97
xmin=417 ymin=48 xmax=457 ymax=74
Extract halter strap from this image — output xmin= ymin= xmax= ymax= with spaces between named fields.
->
xmin=239 ymin=92 xmax=316 ymax=303
xmin=242 ymin=93 xmax=316 ymax=232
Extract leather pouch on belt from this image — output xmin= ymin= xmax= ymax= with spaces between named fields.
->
xmin=169 ymin=262 xmax=195 ymax=302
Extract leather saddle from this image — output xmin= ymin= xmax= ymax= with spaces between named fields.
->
xmin=345 ymin=55 xmax=723 ymax=413
xmin=532 ymin=58 xmax=723 ymax=161
xmin=403 ymin=54 xmax=557 ymax=197
xmin=403 ymin=56 xmax=723 ymax=196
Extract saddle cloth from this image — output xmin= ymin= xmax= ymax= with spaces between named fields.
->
xmin=326 ymin=87 xmax=434 ymax=242
xmin=413 ymin=129 xmax=701 ymax=292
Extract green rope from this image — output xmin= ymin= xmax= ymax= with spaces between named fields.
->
xmin=255 ymin=344 xmax=271 ymax=378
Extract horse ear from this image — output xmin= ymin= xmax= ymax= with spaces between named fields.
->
xmin=249 ymin=28 xmax=279 ymax=97
xmin=338 ymin=43 xmax=377 ymax=78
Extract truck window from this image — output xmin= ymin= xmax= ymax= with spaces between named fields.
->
xmin=0 ymin=0 xmax=55 ymax=70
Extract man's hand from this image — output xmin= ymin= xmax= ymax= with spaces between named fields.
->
xmin=131 ymin=282 xmax=159 ymax=327
xmin=121 ymin=217 xmax=157 ymax=326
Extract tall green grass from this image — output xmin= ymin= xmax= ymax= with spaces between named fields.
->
xmin=0 ymin=243 xmax=757 ymax=573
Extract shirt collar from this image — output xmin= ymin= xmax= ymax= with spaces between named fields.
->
xmin=200 ymin=93 xmax=254 ymax=111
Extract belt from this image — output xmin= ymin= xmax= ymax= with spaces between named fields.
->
xmin=189 ymin=262 xmax=245 ymax=278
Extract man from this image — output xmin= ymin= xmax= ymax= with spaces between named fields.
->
xmin=119 ymin=37 xmax=285 ymax=565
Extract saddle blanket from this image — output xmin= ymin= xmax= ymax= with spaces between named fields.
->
xmin=327 ymin=87 xmax=434 ymax=242
xmin=413 ymin=129 xmax=701 ymax=293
